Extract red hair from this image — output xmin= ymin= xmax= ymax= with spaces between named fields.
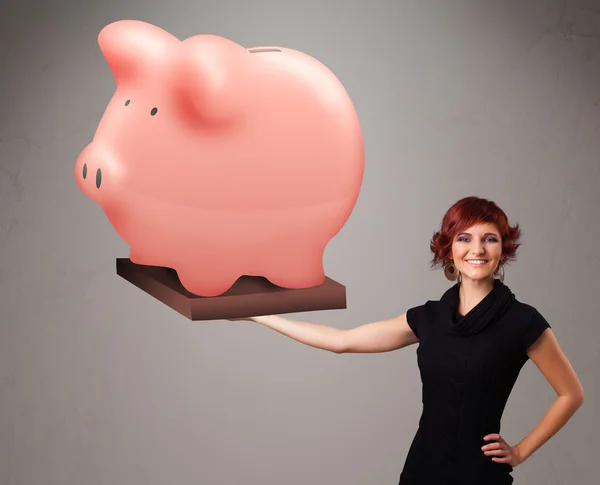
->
xmin=430 ymin=196 xmax=521 ymax=275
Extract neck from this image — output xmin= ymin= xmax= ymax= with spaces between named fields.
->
xmin=457 ymin=276 xmax=495 ymax=315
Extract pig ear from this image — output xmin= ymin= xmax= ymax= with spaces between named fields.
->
xmin=176 ymin=35 xmax=251 ymax=124
xmin=98 ymin=20 xmax=178 ymax=84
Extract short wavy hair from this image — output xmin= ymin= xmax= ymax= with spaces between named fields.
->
xmin=430 ymin=196 xmax=522 ymax=275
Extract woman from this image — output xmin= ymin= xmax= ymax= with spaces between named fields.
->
xmin=232 ymin=196 xmax=584 ymax=485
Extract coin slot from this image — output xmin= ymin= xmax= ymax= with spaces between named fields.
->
xmin=248 ymin=48 xmax=281 ymax=53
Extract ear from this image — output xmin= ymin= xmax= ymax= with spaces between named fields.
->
xmin=98 ymin=20 xmax=179 ymax=85
xmin=175 ymin=35 xmax=251 ymax=124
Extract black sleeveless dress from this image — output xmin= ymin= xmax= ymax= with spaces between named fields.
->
xmin=399 ymin=280 xmax=550 ymax=485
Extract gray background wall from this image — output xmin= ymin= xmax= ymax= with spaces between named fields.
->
xmin=0 ymin=0 xmax=598 ymax=484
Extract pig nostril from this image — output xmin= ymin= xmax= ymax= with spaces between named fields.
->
xmin=151 ymin=107 xmax=158 ymax=116
xmin=125 ymin=99 xmax=130 ymax=106
xmin=82 ymin=163 xmax=87 ymax=179
xmin=96 ymin=168 xmax=102 ymax=189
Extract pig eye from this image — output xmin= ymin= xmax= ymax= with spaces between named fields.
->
xmin=82 ymin=163 xmax=87 ymax=179
xmin=150 ymin=107 xmax=158 ymax=116
xmin=124 ymin=100 xmax=130 ymax=106
xmin=96 ymin=168 xmax=102 ymax=189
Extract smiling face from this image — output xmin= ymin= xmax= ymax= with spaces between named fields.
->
xmin=451 ymin=222 xmax=503 ymax=282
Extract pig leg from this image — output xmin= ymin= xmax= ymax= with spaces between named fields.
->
xmin=129 ymin=247 xmax=168 ymax=268
xmin=176 ymin=259 xmax=240 ymax=297
xmin=129 ymin=247 xmax=151 ymax=266
xmin=265 ymin=243 xmax=326 ymax=288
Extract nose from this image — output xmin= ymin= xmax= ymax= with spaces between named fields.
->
xmin=472 ymin=242 xmax=485 ymax=254
xmin=81 ymin=162 xmax=103 ymax=189
xmin=74 ymin=144 xmax=115 ymax=204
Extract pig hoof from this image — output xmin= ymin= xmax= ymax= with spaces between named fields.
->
xmin=268 ymin=270 xmax=326 ymax=289
xmin=129 ymin=250 xmax=145 ymax=265
xmin=129 ymin=249 xmax=158 ymax=267
xmin=177 ymin=270 xmax=236 ymax=297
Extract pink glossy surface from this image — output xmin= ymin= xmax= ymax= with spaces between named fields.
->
xmin=75 ymin=20 xmax=364 ymax=296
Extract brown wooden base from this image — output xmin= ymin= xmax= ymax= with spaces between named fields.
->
xmin=116 ymin=258 xmax=347 ymax=320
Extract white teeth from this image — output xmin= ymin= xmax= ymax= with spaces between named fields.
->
xmin=466 ymin=260 xmax=487 ymax=264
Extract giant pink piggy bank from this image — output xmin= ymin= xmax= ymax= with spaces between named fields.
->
xmin=75 ymin=20 xmax=364 ymax=297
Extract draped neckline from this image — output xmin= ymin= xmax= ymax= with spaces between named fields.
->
xmin=440 ymin=279 xmax=515 ymax=336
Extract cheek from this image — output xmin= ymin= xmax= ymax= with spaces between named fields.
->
xmin=450 ymin=244 xmax=459 ymax=259
xmin=453 ymin=244 xmax=467 ymax=257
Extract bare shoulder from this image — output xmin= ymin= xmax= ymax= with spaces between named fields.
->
xmin=339 ymin=313 xmax=419 ymax=354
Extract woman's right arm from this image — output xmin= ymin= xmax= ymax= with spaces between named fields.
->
xmin=245 ymin=313 xmax=418 ymax=354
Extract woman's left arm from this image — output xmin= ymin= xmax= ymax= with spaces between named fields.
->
xmin=483 ymin=329 xmax=584 ymax=465
xmin=511 ymin=329 xmax=584 ymax=465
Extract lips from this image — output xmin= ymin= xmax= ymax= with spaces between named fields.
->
xmin=465 ymin=259 xmax=488 ymax=266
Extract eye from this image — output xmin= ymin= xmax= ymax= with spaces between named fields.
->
xmin=486 ymin=237 xmax=499 ymax=243
xmin=150 ymin=107 xmax=158 ymax=116
xmin=96 ymin=168 xmax=102 ymax=189
xmin=124 ymin=99 xmax=130 ymax=106
xmin=82 ymin=163 xmax=87 ymax=179
xmin=457 ymin=236 xmax=469 ymax=242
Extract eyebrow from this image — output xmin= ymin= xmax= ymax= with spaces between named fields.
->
xmin=457 ymin=232 xmax=499 ymax=237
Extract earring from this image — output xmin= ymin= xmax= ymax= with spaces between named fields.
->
xmin=497 ymin=265 xmax=505 ymax=283
xmin=444 ymin=261 xmax=459 ymax=281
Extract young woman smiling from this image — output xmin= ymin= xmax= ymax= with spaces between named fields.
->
xmin=231 ymin=196 xmax=584 ymax=485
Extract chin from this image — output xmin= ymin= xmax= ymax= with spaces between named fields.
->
xmin=459 ymin=270 xmax=494 ymax=281
xmin=466 ymin=274 xmax=494 ymax=281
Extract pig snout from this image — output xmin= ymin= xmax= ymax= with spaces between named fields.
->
xmin=74 ymin=144 xmax=120 ymax=205
xmin=78 ymin=158 xmax=103 ymax=189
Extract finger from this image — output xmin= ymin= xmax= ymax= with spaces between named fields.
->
xmin=482 ymin=442 xmax=502 ymax=451
xmin=483 ymin=434 xmax=500 ymax=441
xmin=484 ymin=449 xmax=506 ymax=457
xmin=492 ymin=457 xmax=509 ymax=463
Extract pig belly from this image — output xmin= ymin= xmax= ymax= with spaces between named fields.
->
xmin=121 ymin=197 xmax=356 ymax=296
